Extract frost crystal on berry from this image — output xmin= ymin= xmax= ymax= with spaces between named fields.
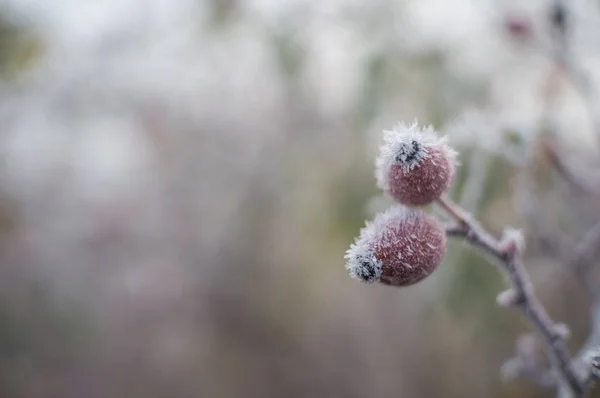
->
xmin=376 ymin=121 xmax=457 ymax=206
xmin=345 ymin=206 xmax=446 ymax=287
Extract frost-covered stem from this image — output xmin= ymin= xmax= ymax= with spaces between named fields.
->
xmin=561 ymin=221 xmax=600 ymax=398
xmin=543 ymin=140 xmax=600 ymax=198
xmin=438 ymin=196 xmax=584 ymax=397
xmin=550 ymin=0 xmax=568 ymax=67
xmin=568 ymin=221 xmax=600 ymax=298
xmin=576 ymin=298 xmax=600 ymax=386
xmin=547 ymin=0 xmax=600 ymax=144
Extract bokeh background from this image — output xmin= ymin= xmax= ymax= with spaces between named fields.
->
xmin=1 ymin=0 xmax=600 ymax=397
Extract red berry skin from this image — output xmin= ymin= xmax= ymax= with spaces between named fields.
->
xmin=377 ymin=210 xmax=446 ymax=286
xmin=386 ymin=146 xmax=454 ymax=206
xmin=345 ymin=206 xmax=446 ymax=287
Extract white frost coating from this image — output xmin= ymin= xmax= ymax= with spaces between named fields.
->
xmin=343 ymin=247 xmax=382 ymax=283
xmin=500 ymin=228 xmax=526 ymax=254
xmin=344 ymin=205 xmax=420 ymax=283
xmin=375 ymin=121 xmax=457 ymax=191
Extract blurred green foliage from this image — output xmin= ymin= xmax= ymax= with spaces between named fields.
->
xmin=0 ymin=16 xmax=42 ymax=79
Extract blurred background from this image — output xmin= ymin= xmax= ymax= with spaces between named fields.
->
xmin=1 ymin=0 xmax=600 ymax=397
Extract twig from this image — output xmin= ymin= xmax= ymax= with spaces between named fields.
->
xmin=542 ymin=139 xmax=600 ymax=198
xmin=577 ymin=298 xmax=600 ymax=387
xmin=549 ymin=0 xmax=568 ymax=68
xmin=546 ymin=0 xmax=600 ymax=146
xmin=567 ymin=221 xmax=600 ymax=298
xmin=530 ymin=221 xmax=600 ymax=299
xmin=502 ymin=333 xmax=558 ymax=389
xmin=546 ymin=3 xmax=600 ymax=393
xmin=562 ymin=221 xmax=600 ymax=397
xmin=437 ymin=195 xmax=584 ymax=396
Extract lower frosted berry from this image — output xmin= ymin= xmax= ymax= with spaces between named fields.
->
xmin=344 ymin=206 xmax=446 ymax=287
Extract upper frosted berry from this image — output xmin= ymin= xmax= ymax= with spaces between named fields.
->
xmin=344 ymin=206 xmax=446 ymax=287
xmin=376 ymin=122 xmax=457 ymax=206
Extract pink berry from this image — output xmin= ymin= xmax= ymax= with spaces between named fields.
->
xmin=503 ymin=13 xmax=533 ymax=40
xmin=345 ymin=206 xmax=446 ymax=287
xmin=376 ymin=122 xmax=456 ymax=206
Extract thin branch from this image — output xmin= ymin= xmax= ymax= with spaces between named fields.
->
xmin=577 ymin=298 xmax=600 ymax=387
xmin=502 ymin=334 xmax=558 ymax=389
xmin=567 ymin=221 xmax=600 ymax=298
xmin=546 ymin=0 xmax=600 ymax=146
xmin=549 ymin=0 xmax=568 ymax=68
xmin=529 ymin=222 xmax=600 ymax=299
xmin=545 ymin=3 xmax=600 ymax=395
xmin=542 ymin=140 xmax=600 ymax=198
xmin=564 ymin=221 xmax=600 ymax=395
xmin=437 ymin=195 xmax=584 ymax=397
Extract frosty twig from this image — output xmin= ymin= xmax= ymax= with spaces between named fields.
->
xmin=438 ymin=195 xmax=584 ymax=397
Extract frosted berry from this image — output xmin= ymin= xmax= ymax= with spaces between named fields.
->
xmin=376 ymin=122 xmax=456 ymax=206
xmin=503 ymin=13 xmax=533 ymax=40
xmin=344 ymin=206 xmax=446 ymax=287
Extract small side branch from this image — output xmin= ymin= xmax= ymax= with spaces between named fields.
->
xmin=568 ymin=221 xmax=600 ymax=298
xmin=542 ymin=140 xmax=600 ymax=198
xmin=438 ymin=196 xmax=584 ymax=397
